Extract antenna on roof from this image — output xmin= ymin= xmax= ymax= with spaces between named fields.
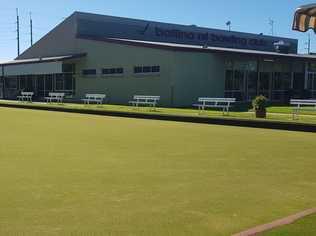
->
xmin=269 ymin=18 xmax=274 ymax=36
xmin=226 ymin=21 xmax=231 ymax=31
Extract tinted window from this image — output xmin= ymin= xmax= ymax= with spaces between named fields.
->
xmin=82 ymin=69 xmax=97 ymax=75
xmin=134 ymin=66 xmax=160 ymax=74
xmin=134 ymin=67 xmax=143 ymax=74
xmin=152 ymin=66 xmax=160 ymax=73
xmin=102 ymin=68 xmax=124 ymax=75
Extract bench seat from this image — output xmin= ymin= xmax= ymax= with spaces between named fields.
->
xmin=290 ymin=99 xmax=316 ymax=119
xmin=82 ymin=94 xmax=106 ymax=104
xmin=17 ymin=92 xmax=34 ymax=102
xmin=193 ymin=97 xmax=236 ymax=115
xmin=129 ymin=95 xmax=160 ymax=108
xmin=45 ymin=92 xmax=65 ymax=103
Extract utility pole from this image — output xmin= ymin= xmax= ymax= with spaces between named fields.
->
xmin=306 ymin=33 xmax=311 ymax=54
xmin=16 ymin=8 xmax=20 ymax=56
xmin=269 ymin=18 xmax=274 ymax=36
xmin=30 ymin=12 xmax=33 ymax=46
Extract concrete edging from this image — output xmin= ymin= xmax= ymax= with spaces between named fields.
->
xmin=232 ymin=208 xmax=316 ymax=236
xmin=0 ymin=102 xmax=316 ymax=133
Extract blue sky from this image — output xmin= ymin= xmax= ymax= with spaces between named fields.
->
xmin=0 ymin=0 xmax=315 ymax=61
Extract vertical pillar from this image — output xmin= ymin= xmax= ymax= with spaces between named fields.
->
xmin=256 ymin=59 xmax=260 ymax=97
xmin=43 ymin=75 xmax=46 ymax=97
xmin=304 ymin=61 xmax=309 ymax=90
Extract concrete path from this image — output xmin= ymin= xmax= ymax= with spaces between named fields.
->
xmin=232 ymin=208 xmax=316 ymax=236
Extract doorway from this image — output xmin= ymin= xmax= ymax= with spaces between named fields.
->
xmin=0 ymin=80 xmax=3 ymax=98
xmin=308 ymin=72 xmax=316 ymax=98
xmin=258 ymin=72 xmax=272 ymax=99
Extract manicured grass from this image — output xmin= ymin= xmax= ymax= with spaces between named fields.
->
xmin=267 ymin=106 xmax=316 ymax=116
xmin=0 ymin=107 xmax=316 ymax=235
xmin=261 ymin=214 xmax=316 ymax=236
xmin=1 ymin=100 xmax=316 ymax=124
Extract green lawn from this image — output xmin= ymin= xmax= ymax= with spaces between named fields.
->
xmin=261 ymin=214 xmax=316 ymax=236
xmin=0 ymin=107 xmax=316 ymax=236
xmin=2 ymin=100 xmax=316 ymax=124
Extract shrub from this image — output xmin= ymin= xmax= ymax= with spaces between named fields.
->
xmin=252 ymin=95 xmax=267 ymax=111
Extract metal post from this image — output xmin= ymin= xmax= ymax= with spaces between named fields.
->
xmin=16 ymin=8 xmax=20 ymax=56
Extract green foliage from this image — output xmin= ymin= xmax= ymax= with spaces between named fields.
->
xmin=252 ymin=95 xmax=268 ymax=111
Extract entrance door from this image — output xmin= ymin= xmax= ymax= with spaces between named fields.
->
xmin=0 ymin=80 xmax=3 ymax=98
xmin=308 ymin=72 xmax=316 ymax=98
xmin=246 ymin=71 xmax=258 ymax=101
xmin=259 ymin=72 xmax=272 ymax=99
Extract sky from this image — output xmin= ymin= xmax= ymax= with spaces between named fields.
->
xmin=0 ymin=0 xmax=315 ymax=61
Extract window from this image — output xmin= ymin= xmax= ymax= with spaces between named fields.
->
xmin=134 ymin=66 xmax=143 ymax=74
xmin=102 ymin=67 xmax=124 ymax=75
xmin=62 ymin=64 xmax=75 ymax=73
xmin=152 ymin=66 xmax=160 ymax=73
xmin=5 ymin=77 xmax=17 ymax=89
xmin=134 ymin=66 xmax=160 ymax=74
xmin=82 ymin=69 xmax=97 ymax=76
xmin=55 ymin=74 xmax=64 ymax=90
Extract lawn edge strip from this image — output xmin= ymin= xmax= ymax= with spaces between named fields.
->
xmin=1 ymin=102 xmax=316 ymax=133
xmin=232 ymin=208 xmax=316 ymax=236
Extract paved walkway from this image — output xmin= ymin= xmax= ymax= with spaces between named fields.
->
xmin=232 ymin=208 xmax=316 ymax=236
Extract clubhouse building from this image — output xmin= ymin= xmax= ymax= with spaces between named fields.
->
xmin=1 ymin=11 xmax=316 ymax=107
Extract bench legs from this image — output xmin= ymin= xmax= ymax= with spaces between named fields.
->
xmin=198 ymin=105 xmax=204 ymax=115
xmin=198 ymin=106 xmax=230 ymax=116
xmin=292 ymin=108 xmax=300 ymax=120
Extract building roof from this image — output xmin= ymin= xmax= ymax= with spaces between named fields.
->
xmin=78 ymin=35 xmax=316 ymax=60
xmin=1 ymin=53 xmax=86 ymax=66
xmin=74 ymin=11 xmax=298 ymax=54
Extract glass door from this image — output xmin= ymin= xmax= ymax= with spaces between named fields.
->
xmin=246 ymin=71 xmax=258 ymax=101
xmin=224 ymin=70 xmax=245 ymax=100
xmin=271 ymin=72 xmax=291 ymax=102
xmin=308 ymin=72 xmax=316 ymax=98
xmin=0 ymin=79 xmax=3 ymax=98
xmin=259 ymin=72 xmax=272 ymax=99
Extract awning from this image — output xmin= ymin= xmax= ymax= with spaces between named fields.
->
xmin=293 ymin=4 xmax=316 ymax=32
xmin=0 ymin=53 xmax=86 ymax=76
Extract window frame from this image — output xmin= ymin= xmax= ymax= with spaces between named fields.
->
xmin=82 ymin=69 xmax=97 ymax=77
xmin=101 ymin=67 xmax=125 ymax=77
xmin=133 ymin=65 xmax=161 ymax=76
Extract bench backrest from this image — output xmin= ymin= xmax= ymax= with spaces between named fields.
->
xmin=48 ymin=92 xmax=65 ymax=98
xmin=85 ymin=94 xmax=106 ymax=99
xmin=198 ymin=97 xmax=236 ymax=103
xmin=133 ymin=95 xmax=160 ymax=101
xmin=21 ymin=92 xmax=34 ymax=96
xmin=290 ymin=99 xmax=316 ymax=105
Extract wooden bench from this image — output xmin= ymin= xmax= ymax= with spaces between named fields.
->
xmin=193 ymin=97 xmax=236 ymax=115
xmin=82 ymin=94 xmax=106 ymax=104
xmin=129 ymin=95 xmax=160 ymax=108
xmin=17 ymin=92 xmax=34 ymax=102
xmin=290 ymin=99 xmax=316 ymax=119
xmin=45 ymin=92 xmax=65 ymax=103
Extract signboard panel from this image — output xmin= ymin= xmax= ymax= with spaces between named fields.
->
xmin=76 ymin=15 xmax=298 ymax=53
